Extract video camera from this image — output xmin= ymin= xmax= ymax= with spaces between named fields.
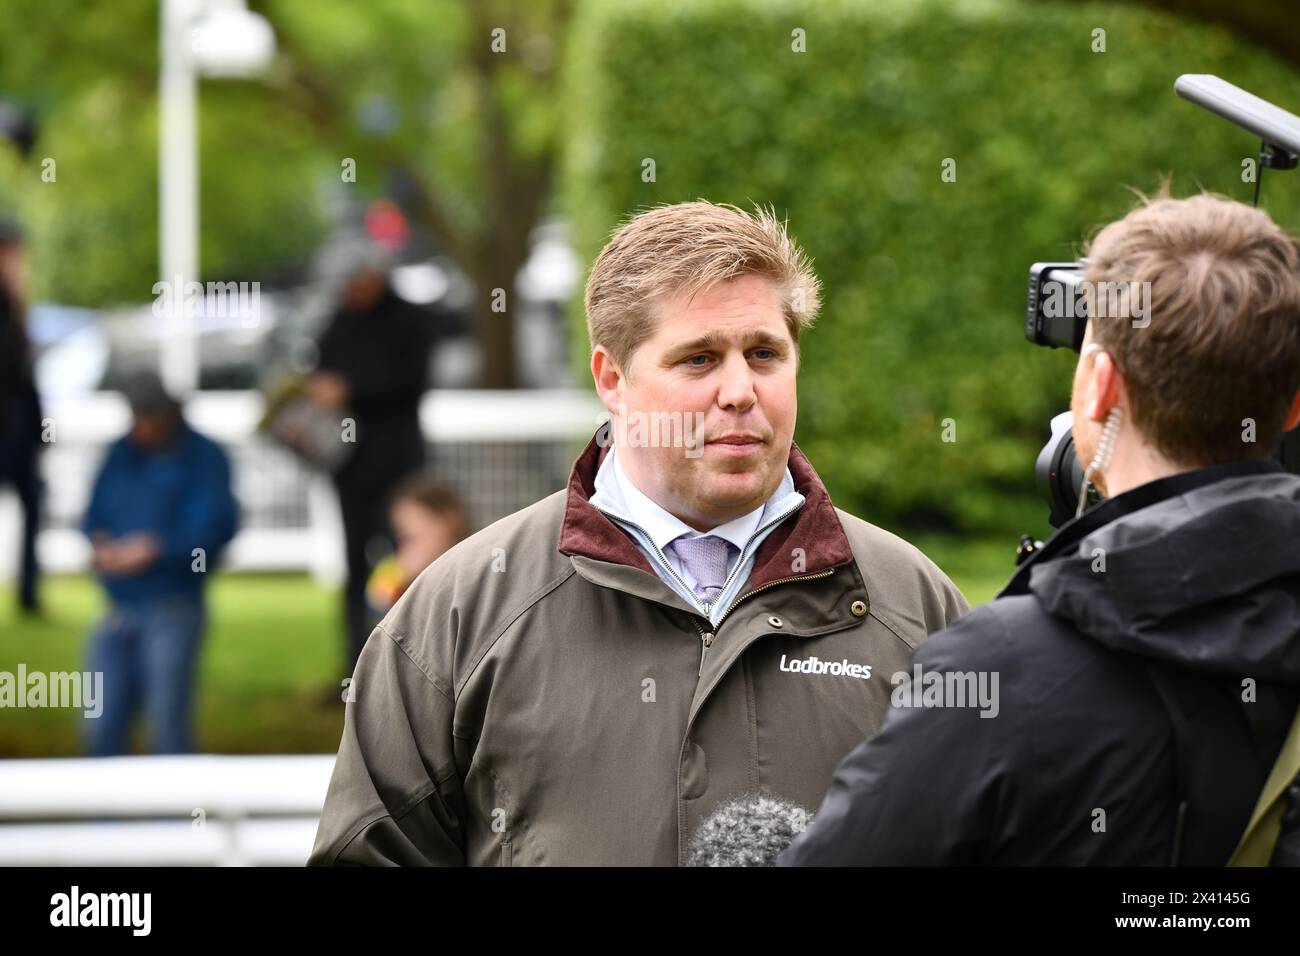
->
xmin=1023 ymin=75 xmax=1300 ymax=535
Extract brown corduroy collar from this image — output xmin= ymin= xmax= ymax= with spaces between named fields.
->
xmin=556 ymin=430 xmax=854 ymax=589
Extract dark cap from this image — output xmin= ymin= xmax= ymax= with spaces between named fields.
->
xmin=120 ymin=369 xmax=179 ymax=417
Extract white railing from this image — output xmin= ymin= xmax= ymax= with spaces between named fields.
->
xmin=0 ymin=754 xmax=337 ymax=866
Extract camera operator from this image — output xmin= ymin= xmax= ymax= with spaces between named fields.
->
xmin=775 ymin=191 xmax=1300 ymax=865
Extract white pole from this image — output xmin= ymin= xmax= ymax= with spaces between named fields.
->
xmin=159 ymin=0 xmax=199 ymax=397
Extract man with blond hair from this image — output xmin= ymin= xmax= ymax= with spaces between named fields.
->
xmin=310 ymin=200 xmax=967 ymax=866
xmin=780 ymin=191 xmax=1300 ymax=866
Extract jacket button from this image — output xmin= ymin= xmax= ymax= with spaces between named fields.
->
xmin=850 ymin=600 xmax=868 ymax=617
xmin=768 ymin=615 xmax=783 ymax=628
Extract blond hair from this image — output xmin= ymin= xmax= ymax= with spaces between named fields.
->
xmin=584 ymin=200 xmax=821 ymax=371
xmin=1083 ymin=189 xmax=1300 ymax=466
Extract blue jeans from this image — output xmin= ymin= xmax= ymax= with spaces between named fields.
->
xmin=82 ymin=592 xmax=206 ymax=756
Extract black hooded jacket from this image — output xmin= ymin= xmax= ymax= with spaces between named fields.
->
xmin=779 ymin=460 xmax=1300 ymax=865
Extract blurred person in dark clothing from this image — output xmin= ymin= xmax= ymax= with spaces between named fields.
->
xmin=0 ymin=217 xmax=43 ymax=614
xmin=81 ymin=370 xmax=238 ymax=756
xmin=309 ymin=244 xmax=434 ymax=675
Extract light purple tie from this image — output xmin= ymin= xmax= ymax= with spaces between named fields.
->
xmin=667 ymin=535 xmax=737 ymax=606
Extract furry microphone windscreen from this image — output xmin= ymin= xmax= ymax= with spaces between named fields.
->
xmin=686 ymin=792 xmax=814 ymax=867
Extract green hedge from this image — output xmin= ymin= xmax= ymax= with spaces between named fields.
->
xmin=561 ymin=0 xmax=1300 ymax=539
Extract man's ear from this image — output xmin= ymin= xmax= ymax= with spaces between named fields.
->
xmin=1284 ymin=390 xmax=1300 ymax=432
xmin=1085 ymin=350 xmax=1124 ymax=423
xmin=591 ymin=346 xmax=625 ymax=416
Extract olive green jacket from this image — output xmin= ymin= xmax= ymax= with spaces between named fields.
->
xmin=308 ymin=433 xmax=968 ymax=866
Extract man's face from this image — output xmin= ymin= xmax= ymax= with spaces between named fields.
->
xmin=0 ymin=242 xmax=25 ymax=293
xmin=595 ymin=274 xmax=799 ymax=531
xmin=128 ymin=412 xmax=176 ymax=451
xmin=342 ymin=269 xmax=387 ymax=310
xmin=391 ymin=499 xmax=461 ymax=582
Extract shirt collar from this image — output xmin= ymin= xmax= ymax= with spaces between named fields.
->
xmin=558 ymin=427 xmax=856 ymax=586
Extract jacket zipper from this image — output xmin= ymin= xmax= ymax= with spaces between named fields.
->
xmin=598 ymin=497 xmax=805 ymax=617
xmin=687 ymin=567 xmax=837 ymax=675
xmin=692 ymin=620 xmax=714 ymax=676
xmin=695 ymin=497 xmax=806 ymax=614
xmin=590 ymin=496 xmax=816 ymax=674
xmin=594 ymin=516 xmax=715 ymax=675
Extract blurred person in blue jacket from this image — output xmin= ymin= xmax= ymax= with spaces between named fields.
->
xmin=80 ymin=370 xmax=238 ymax=756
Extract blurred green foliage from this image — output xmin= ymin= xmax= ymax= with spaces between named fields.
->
xmin=5 ymin=0 xmax=1300 ymax=530
xmin=0 ymin=0 xmax=338 ymax=304
xmin=0 ymin=0 xmax=563 ymax=311
xmin=561 ymin=0 xmax=1300 ymax=538
xmin=0 ymin=0 xmax=575 ymax=386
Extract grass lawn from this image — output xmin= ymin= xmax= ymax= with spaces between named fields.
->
xmin=0 ymin=537 xmax=1016 ymax=757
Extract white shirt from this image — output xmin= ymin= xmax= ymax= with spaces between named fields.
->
xmin=588 ymin=445 xmax=806 ymax=626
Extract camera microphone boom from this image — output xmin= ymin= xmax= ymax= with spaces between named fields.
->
xmin=1174 ymin=75 xmax=1300 ymax=158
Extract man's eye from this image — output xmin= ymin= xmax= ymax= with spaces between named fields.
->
xmin=685 ymin=354 xmax=712 ymax=367
xmin=752 ymin=349 xmax=776 ymax=360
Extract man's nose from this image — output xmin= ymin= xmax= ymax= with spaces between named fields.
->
xmin=715 ymin=353 xmax=757 ymax=412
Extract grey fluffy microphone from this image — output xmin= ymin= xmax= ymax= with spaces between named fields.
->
xmin=686 ymin=792 xmax=814 ymax=867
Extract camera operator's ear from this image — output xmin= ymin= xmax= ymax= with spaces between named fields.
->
xmin=1084 ymin=349 xmax=1124 ymax=423
xmin=1285 ymin=391 xmax=1300 ymax=432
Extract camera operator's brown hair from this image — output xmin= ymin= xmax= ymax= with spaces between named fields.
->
xmin=1083 ymin=190 xmax=1300 ymax=466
